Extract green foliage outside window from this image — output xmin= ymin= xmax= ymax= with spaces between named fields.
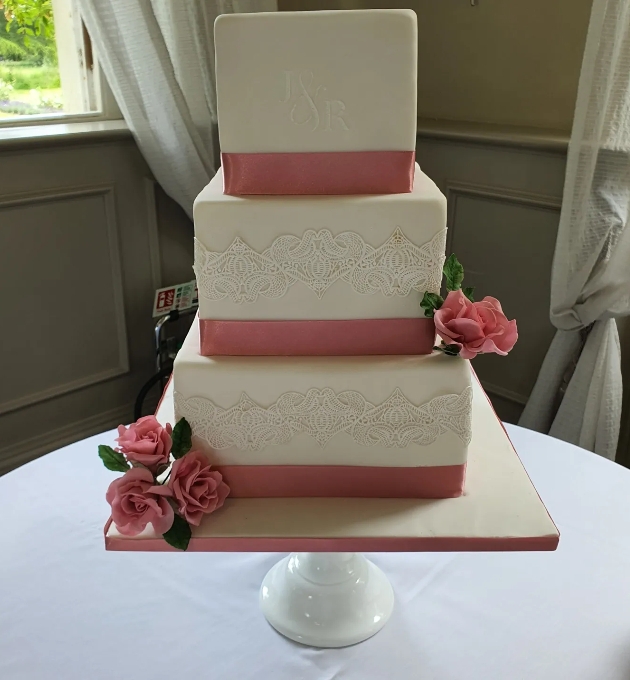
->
xmin=0 ymin=0 xmax=56 ymax=65
xmin=0 ymin=0 xmax=60 ymax=114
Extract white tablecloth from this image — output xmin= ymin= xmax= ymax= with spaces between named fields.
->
xmin=1 ymin=425 xmax=630 ymax=680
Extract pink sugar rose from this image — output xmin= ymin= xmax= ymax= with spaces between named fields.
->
xmin=434 ymin=289 xmax=518 ymax=360
xmin=168 ymin=451 xmax=230 ymax=526
xmin=106 ymin=467 xmax=174 ymax=536
xmin=116 ymin=416 xmax=172 ymax=472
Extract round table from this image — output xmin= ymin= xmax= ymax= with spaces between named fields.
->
xmin=1 ymin=425 xmax=630 ymax=680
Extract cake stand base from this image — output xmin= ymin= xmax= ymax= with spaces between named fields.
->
xmin=260 ymin=552 xmax=394 ymax=648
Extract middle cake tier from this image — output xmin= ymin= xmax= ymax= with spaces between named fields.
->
xmin=173 ymin=317 xmax=472 ymax=499
xmin=193 ymin=163 xmax=446 ymax=356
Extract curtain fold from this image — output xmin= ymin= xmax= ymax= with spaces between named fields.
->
xmin=519 ymin=0 xmax=630 ymax=459
xmin=78 ymin=0 xmax=276 ymax=218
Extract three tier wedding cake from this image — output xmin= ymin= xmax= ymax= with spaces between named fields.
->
xmin=101 ymin=9 xmax=517 ymax=550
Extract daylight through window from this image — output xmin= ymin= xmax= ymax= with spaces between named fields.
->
xmin=0 ymin=0 xmax=102 ymax=121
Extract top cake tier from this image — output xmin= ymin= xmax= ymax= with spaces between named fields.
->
xmin=215 ymin=10 xmax=418 ymax=195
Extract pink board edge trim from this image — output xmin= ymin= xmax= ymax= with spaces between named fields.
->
xmin=199 ymin=318 xmax=436 ymax=356
xmin=104 ymin=522 xmax=559 ymax=553
xmin=221 ymin=150 xmax=416 ymax=195
xmin=155 ymin=374 xmax=173 ymax=414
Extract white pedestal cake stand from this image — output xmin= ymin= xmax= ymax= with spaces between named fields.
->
xmin=105 ymin=378 xmax=559 ymax=648
xmin=260 ymin=551 xmax=394 ymax=647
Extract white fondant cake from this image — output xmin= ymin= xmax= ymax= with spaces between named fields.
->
xmin=194 ymin=165 xmax=446 ymax=321
xmin=173 ymin=316 xmax=472 ymax=498
xmin=215 ymin=10 xmax=417 ymax=154
xmin=169 ymin=9 xmax=475 ymax=499
xmin=175 ymin=317 xmax=471 ymax=468
xmin=103 ymin=9 xmax=528 ymax=550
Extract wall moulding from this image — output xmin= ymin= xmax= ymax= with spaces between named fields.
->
xmin=0 ymin=185 xmax=129 ymax=416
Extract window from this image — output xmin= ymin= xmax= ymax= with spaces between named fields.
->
xmin=0 ymin=0 xmax=120 ymax=126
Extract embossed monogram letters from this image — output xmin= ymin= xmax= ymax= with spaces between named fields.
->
xmin=280 ymin=70 xmax=350 ymax=132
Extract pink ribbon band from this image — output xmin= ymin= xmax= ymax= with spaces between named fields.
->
xmin=199 ymin=318 xmax=436 ymax=356
xmin=215 ymin=463 xmax=466 ymax=499
xmin=221 ymin=150 xmax=416 ymax=195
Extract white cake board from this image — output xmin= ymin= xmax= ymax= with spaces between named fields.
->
xmin=105 ymin=377 xmax=558 ymax=553
xmin=104 ymin=377 xmax=558 ymax=647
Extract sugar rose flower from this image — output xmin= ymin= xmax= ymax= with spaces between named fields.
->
xmin=116 ymin=416 xmax=172 ymax=472
xmin=106 ymin=468 xmax=174 ymax=536
xmin=434 ymin=289 xmax=518 ymax=360
xmin=168 ymin=451 xmax=230 ymax=526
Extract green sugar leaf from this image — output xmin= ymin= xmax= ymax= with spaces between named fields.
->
xmin=171 ymin=418 xmax=192 ymax=460
xmin=463 ymin=286 xmax=475 ymax=302
xmin=98 ymin=445 xmax=130 ymax=472
xmin=420 ymin=291 xmax=444 ymax=318
xmin=162 ymin=513 xmax=191 ymax=551
xmin=443 ymin=254 xmax=465 ymax=292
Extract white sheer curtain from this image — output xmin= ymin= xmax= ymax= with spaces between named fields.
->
xmin=520 ymin=0 xmax=630 ymax=460
xmin=78 ymin=0 xmax=277 ymax=218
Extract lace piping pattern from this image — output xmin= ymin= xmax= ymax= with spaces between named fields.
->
xmin=174 ymin=386 xmax=472 ymax=451
xmin=194 ymin=228 xmax=446 ymax=303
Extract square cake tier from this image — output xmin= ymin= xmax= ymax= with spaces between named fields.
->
xmin=214 ymin=10 xmax=417 ymax=194
xmin=172 ymin=317 xmax=472 ymax=499
xmin=193 ymin=164 xmax=445 ymax=356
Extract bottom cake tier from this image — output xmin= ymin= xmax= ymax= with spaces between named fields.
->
xmin=172 ymin=317 xmax=473 ymax=499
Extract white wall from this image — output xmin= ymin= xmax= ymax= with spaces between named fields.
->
xmin=279 ymin=0 xmax=593 ymax=130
